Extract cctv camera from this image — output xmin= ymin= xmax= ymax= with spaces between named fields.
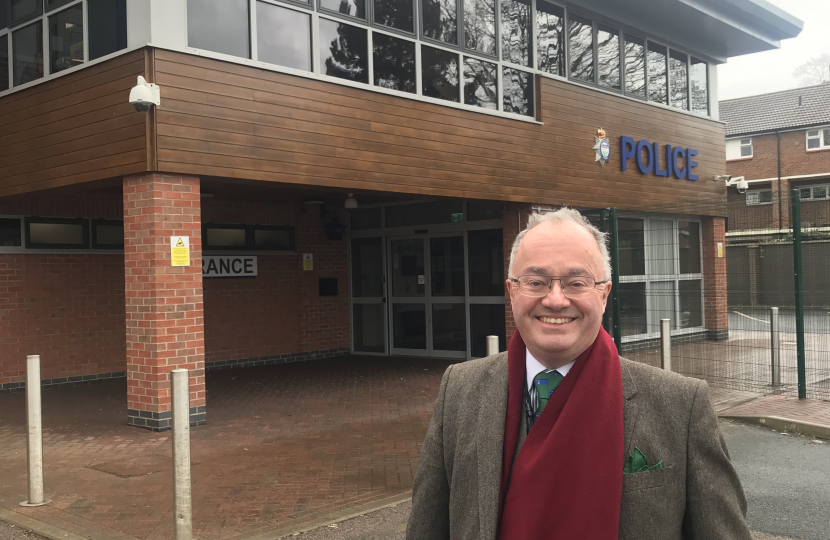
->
xmin=129 ymin=76 xmax=160 ymax=112
xmin=736 ymin=179 xmax=749 ymax=194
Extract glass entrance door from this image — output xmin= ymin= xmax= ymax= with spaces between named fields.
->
xmin=350 ymin=237 xmax=387 ymax=354
xmin=388 ymin=235 xmax=468 ymax=358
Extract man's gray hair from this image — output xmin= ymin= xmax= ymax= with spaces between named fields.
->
xmin=508 ymin=207 xmax=612 ymax=281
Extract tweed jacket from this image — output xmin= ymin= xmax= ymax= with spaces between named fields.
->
xmin=406 ymin=353 xmax=753 ymax=540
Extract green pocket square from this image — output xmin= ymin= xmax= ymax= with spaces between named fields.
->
xmin=623 ymin=447 xmax=663 ymax=475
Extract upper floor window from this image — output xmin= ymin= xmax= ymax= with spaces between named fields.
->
xmin=726 ymin=138 xmax=752 ymax=160
xmin=806 ymin=128 xmax=830 ymax=151
xmin=0 ymin=0 xmax=127 ymax=90
xmin=797 ymin=184 xmax=830 ymax=201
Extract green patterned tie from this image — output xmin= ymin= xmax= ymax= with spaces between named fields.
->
xmin=530 ymin=369 xmax=564 ymax=422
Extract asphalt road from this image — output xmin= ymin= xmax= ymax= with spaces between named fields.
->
xmin=1 ymin=422 xmax=826 ymax=540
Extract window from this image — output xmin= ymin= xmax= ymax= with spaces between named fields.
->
xmin=0 ymin=0 xmax=8 ymax=28
xmin=10 ymin=0 xmax=40 ymax=25
xmin=319 ymin=18 xmax=368 ymax=83
xmin=596 ymin=25 xmax=619 ymax=90
xmin=187 ymin=0 xmax=250 ymax=59
xmin=256 ymin=3 xmax=311 ymax=72
xmin=48 ymin=3 xmax=83 ymax=75
xmin=0 ymin=34 xmax=8 ymax=91
xmin=500 ymin=0 xmax=531 ymax=67
xmin=373 ymin=32 xmax=415 ymax=93
xmin=463 ymin=56 xmax=497 ymax=109
xmin=421 ymin=0 xmax=456 ymax=45
xmin=374 ymin=0 xmax=413 ymax=33
xmin=321 ymin=0 xmax=365 ymax=18
xmin=463 ymin=0 xmax=496 ymax=56
xmin=796 ymin=185 xmax=830 ymax=201
xmin=647 ymin=41 xmax=667 ymax=104
xmin=203 ymin=224 xmax=294 ymax=251
xmin=25 ymin=217 xmax=89 ymax=249
xmin=421 ymin=44 xmax=458 ymax=102
xmin=0 ymin=217 xmax=21 ymax=246
xmin=690 ymin=57 xmax=708 ymax=114
xmin=726 ymin=138 xmax=752 ymax=160
xmin=669 ymin=49 xmax=687 ymax=110
xmin=88 ymin=0 xmax=127 ymax=61
xmin=536 ymin=0 xmax=563 ymax=76
xmin=746 ymin=190 xmax=772 ymax=206
xmin=568 ymin=13 xmax=593 ymax=83
xmin=12 ymin=19 xmax=41 ymax=85
xmin=617 ymin=217 xmax=703 ymax=339
xmin=502 ymin=66 xmax=533 ymax=117
xmin=92 ymin=219 xmax=124 ymax=249
xmin=624 ymin=35 xmax=645 ymax=98
xmin=806 ymin=129 xmax=830 ymax=150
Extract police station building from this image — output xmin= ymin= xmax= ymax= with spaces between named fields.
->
xmin=0 ymin=0 xmax=800 ymax=429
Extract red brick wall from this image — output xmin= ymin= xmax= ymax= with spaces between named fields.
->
xmin=0 ymin=193 xmax=126 ymax=386
xmin=123 ymin=174 xmax=205 ymax=424
xmin=201 ymin=200 xmax=349 ymax=362
xmin=0 ymin=254 xmax=125 ymax=385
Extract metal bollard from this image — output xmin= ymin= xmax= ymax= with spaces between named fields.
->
xmin=486 ymin=335 xmax=499 ymax=356
xmin=660 ymin=319 xmax=672 ymax=372
xmin=20 ymin=355 xmax=50 ymax=507
xmin=171 ymin=369 xmax=193 ymax=540
xmin=770 ymin=307 xmax=780 ymax=387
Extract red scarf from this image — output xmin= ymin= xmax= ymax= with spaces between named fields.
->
xmin=498 ymin=328 xmax=624 ymax=540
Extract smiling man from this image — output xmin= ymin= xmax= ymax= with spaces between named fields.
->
xmin=406 ymin=208 xmax=752 ymax=540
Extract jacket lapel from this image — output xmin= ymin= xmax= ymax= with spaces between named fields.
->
xmin=477 ymin=353 xmax=510 ymax=540
xmin=621 ymin=360 xmax=641 ymax=459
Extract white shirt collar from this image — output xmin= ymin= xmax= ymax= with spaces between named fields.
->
xmin=526 ymin=348 xmax=575 ymax=391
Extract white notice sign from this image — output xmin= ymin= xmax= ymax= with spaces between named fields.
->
xmin=202 ymin=256 xmax=258 ymax=278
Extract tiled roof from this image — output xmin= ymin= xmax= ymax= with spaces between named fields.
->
xmin=720 ymin=83 xmax=830 ymax=137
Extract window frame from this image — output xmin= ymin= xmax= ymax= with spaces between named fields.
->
xmin=24 ymin=216 xmax=90 ymax=250
xmin=617 ymin=215 xmax=705 ymax=342
xmin=202 ymin=222 xmax=296 ymax=252
xmin=806 ymin=127 xmax=830 ymax=151
xmin=745 ymin=189 xmax=772 ymax=206
xmin=0 ymin=215 xmax=23 ymax=248
xmin=91 ymin=218 xmax=124 ymax=249
xmin=9 ymin=0 xmax=42 ymax=27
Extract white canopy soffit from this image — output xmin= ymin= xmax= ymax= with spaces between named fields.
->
xmin=570 ymin=0 xmax=803 ymax=62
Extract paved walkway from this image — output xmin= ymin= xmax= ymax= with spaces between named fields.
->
xmin=0 ymin=355 xmax=829 ymax=540
xmin=0 ymin=356 xmax=452 ymax=540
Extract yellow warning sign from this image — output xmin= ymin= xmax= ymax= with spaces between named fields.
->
xmin=171 ymin=236 xmax=190 ymax=267
xmin=717 ymin=242 xmax=723 ymax=258
xmin=303 ymin=253 xmax=313 ymax=271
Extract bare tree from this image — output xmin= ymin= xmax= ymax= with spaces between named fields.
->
xmin=793 ymin=54 xmax=830 ymax=87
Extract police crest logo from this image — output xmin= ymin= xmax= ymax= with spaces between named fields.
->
xmin=593 ymin=127 xmax=611 ymax=167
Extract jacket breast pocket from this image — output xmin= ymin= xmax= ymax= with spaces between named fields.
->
xmin=622 ymin=464 xmax=677 ymax=492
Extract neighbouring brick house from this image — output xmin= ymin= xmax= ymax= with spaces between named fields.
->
xmin=722 ymin=83 xmax=830 ymax=230
xmin=0 ymin=0 xmax=800 ymax=430
xmin=721 ymin=83 xmax=830 ymax=309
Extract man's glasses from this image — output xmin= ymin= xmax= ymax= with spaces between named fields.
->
xmin=508 ymin=275 xmax=609 ymax=298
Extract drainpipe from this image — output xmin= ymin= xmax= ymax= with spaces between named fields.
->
xmin=776 ymin=131 xmax=782 ymax=229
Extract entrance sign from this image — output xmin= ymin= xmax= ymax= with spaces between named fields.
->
xmin=202 ymin=256 xmax=257 ymax=278
xmin=170 ymin=237 xmax=190 ymax=266
xmin=303 ymin=253 xmax=313 ymax=271
xmin=619 ymin=136 xmax=699 ymax=181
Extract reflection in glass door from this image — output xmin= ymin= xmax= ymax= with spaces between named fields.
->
xmin=429 ymin=236 xmax=467 ymax=357
xmin=350 ymin=237 xmax=387 ymax=354
xmin=389 ymin=238 xmax=428 ymax=355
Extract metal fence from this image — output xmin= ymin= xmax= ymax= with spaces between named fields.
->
xmin=587 ymin=191 xmax=830 ymax=401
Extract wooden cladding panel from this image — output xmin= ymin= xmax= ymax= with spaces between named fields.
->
xmin=0 ymin=50 xmax=148 ymax=197
xmin=153 ymin=49 xmax=726 ymax=210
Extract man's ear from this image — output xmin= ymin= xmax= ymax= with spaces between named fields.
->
xmin=599 ymin=281 xmax=612 ymax=309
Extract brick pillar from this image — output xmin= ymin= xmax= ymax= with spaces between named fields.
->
xmin=702 ymin=216 xmax=728 ymax=341
xmin=123 ymin=174 xmax=206 ymax=431
xmin=503 ymin=203 xmax=548 ymax=340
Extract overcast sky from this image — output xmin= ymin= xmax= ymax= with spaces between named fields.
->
xmin=718 ymin=0 xmax=830 ymax=101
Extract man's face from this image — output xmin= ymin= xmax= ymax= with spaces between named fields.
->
xmin=507 ymin=221 xmax=612 ymax=368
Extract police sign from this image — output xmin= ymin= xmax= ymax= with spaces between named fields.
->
xmin=619 ymin=136 xmax=699 ymax=181
xmin=202 ymin=256 xmax=258 ymax=279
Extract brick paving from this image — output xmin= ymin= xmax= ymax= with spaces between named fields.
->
xmin=0 ymin=356 xmax=452 ymax=540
